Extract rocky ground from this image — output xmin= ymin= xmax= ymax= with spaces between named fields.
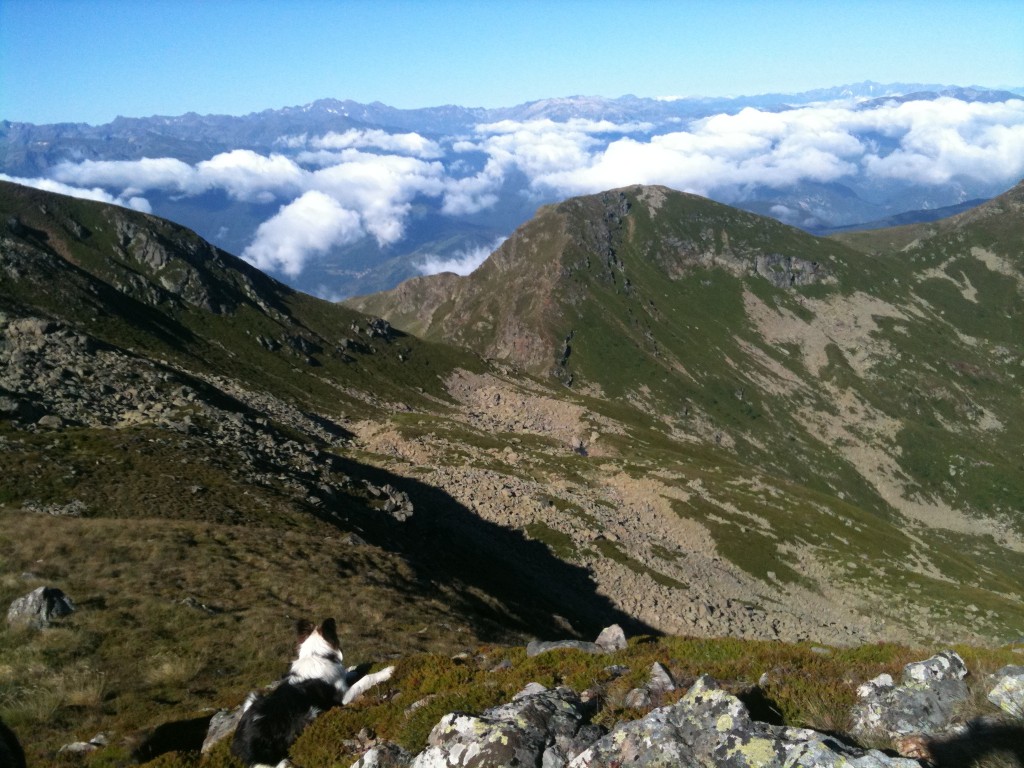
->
xmin=355 ymin=368 xmax=918 ymax=648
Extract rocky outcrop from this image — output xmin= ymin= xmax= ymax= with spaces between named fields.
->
xmin=409 ymin=685 xmax=599 ymax=768
xmin=356 ymin=648 xmax=1024 ymax=767
xmin=6 ymin=586 xmax=75 ymax=628
xmin=366 ymin=674 xmax=924 ymax=768
xmin=570 ymin=675 xmax=920 ymax=768
xmin=851 ymin=651 xmax=969 ymax=740
xmin=57 ymin=733 xmax=108 ymax=756
xmin=526 ymin=639 xmax=607 ymax=658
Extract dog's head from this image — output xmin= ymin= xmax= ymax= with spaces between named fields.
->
xmin=293 ymin=618 xmax=343 ymax=667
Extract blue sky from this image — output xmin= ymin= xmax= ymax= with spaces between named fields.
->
xmin=1 ymin=0 xmax=1022 ymax=125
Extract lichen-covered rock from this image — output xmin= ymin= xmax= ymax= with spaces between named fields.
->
xmin=570 ymin=676 xmax=919 ymax=768
xmin=785 ymin=738 xmax=922 ymax=767
xmin=6 ymin=586 xmax=75 ymax=628
xmin=851 ymin=651 xmax=969 ymax=740
xmin=410 ymin=685 xmax=595 ymax=768
xmin=987 ymin=665 xmax=1024 ymax=717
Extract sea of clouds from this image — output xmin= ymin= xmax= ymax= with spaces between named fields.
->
xmin=4 ymin=97 xmax=1024 ymax=278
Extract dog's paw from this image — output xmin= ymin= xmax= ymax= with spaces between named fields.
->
xmin=379 ymin=665 xmax=395 ymax=681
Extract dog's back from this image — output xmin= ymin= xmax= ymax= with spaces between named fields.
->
xmin=0 ymin=719 xmax=26 ymax=768
xmin=231 ymin=678 xmax=343 ymax=767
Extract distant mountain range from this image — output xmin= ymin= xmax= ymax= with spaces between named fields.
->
xmin=2 ymin=82 xmax=1022 ymax=298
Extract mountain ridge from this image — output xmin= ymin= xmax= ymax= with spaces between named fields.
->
xmin=347 ymin=181 xmax=1024 ymax=638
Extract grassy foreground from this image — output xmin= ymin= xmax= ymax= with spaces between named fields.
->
xmin=3 ymin=564 xmax=1022 ymax=768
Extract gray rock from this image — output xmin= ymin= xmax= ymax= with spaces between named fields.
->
xmin=623 ymin=662 xmax=677 ymax=709
xmin=201 ymin=706 xmax=244 ymax=754
xmin=987 ymin=664 xmax=1024 ymax=717
xmin=569 ymin=676 xmax=919 ymax=768
xmin=7 ymin=586 xmax=76 ymax=628
xmin=527 ymin=640 xmax=606 ymax=658
xmin=0 ymin=394 xmax=30 ymax=420
xmin=36 ymin=413 xmax=64 ymax=429
xmin=851 ymin=651 xmax=970 ymax=739
xmin=594 ymin=624 xmax=627 ymax=652
xmin=903 ymin=650 xmax=968 ymax=684
xmin=22 ymin=499 xmax=88 ymax=517
xmin=514 ymin=682 xmax=549 ymax=699
xmin=410 ymin=686 xmax=594 ymax=768
xmin=6 ymin=216 xmax=25 ymax=236
xmin=351 ymin=742 xmax=414 ymax=768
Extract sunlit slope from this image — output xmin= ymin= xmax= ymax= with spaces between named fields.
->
xmin=349 ymin=183 xmax=1024 ymax=641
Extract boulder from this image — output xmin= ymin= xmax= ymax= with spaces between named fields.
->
xmin=410 ymin=685 xmax=598 ymax=768
xmin=594 ymin=624 xmax=627 ymax=652
xmin=7 ymin=586 xmax=76 ymax=628
xmin=987 ymin=664 xmax=1024 ymax=717
xmin=851 ymin=651 xmax=970 ymax=740
xmin=529 ymin=625 xmax=631 ymax=659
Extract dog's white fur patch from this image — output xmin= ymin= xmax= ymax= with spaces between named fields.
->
xmin=288 ymin=631 xmax=345 ymax=687
xmin=286 ymin=625 xmax=394 ymax=704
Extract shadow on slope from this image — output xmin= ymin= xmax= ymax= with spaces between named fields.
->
xmin=326 ymin=455 xmax=657 ymax=642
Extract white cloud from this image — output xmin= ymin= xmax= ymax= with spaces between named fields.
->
xmin=416 ymin=237 xmax=506 ymax=276
xmin=310 ymin=129 xmax=443 ymax=159
xmin=51 ymin=157 xmax=194 ymax=196
xmin=440 ymin=118 xmax=644 ymax=214
xmin=308 ymin=150 xmax=446 ymax=245
xmin=195 ymin=150 xmax=305 ymax=202
xmin=46 ymin=145 xmax=449 ymax=254
xmin=860 ymin=98 xmax=1024 ymax=185
xmin=242 ymin=191 xmax=362 ymax=277
xmin=510 ymin=98 xmax=1024 ymax=201
xmin=0 ymin=173 xmax=152 ymax=212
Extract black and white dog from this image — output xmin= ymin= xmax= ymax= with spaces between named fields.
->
xmin=231 ymin=618 xmax=394 ymax=768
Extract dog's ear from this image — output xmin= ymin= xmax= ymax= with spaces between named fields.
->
xmin=318 ymin=618 xmax=340 ymax=649
xmin=295 ymin=619 xmax=315 ymax=642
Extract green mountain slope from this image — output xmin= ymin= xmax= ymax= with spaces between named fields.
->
xmin=349 ymin=183 xmax=1024 ymax=643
